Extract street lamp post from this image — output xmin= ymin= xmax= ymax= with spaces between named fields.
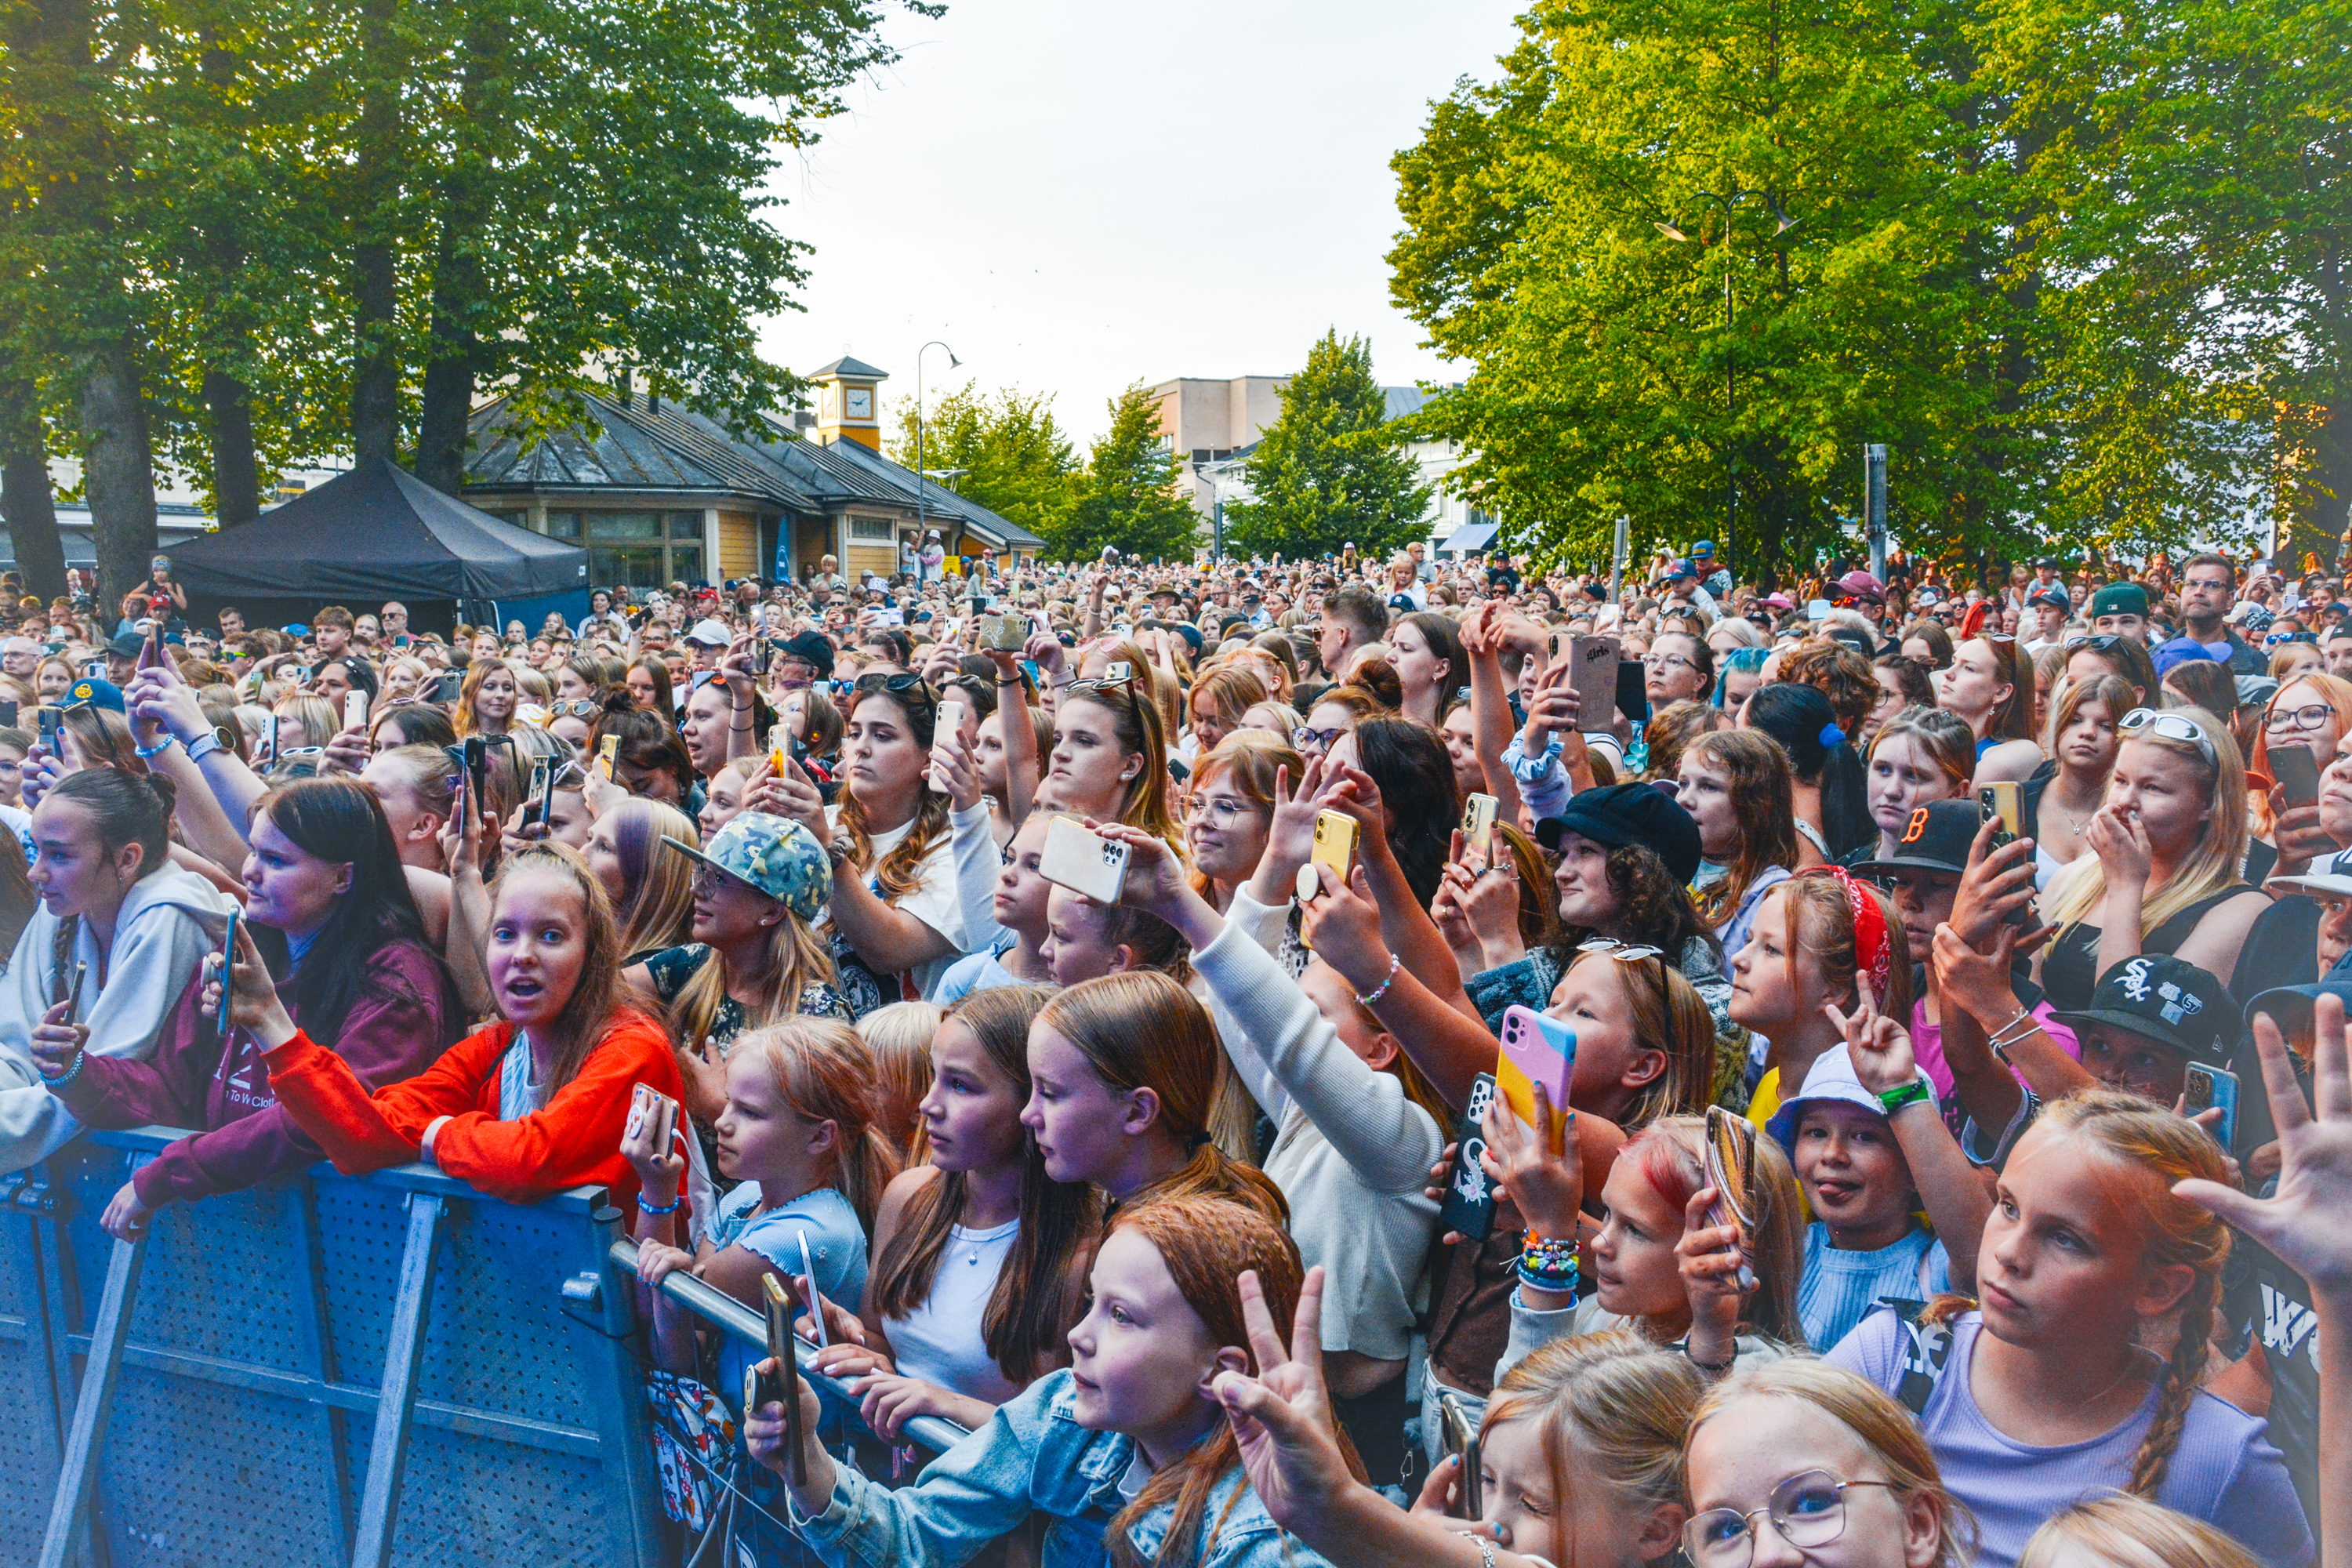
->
xmin=1656 ymin=190 xmax=1796 ymax=572
xmin=915 ymin=339 xmax=960 ymax=577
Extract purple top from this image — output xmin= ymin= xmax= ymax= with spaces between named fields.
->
xmin=1828 ymin=1308 xmax=2312 ymax=1568
xmin=53 ymin=939 xmax=455 ymax=1209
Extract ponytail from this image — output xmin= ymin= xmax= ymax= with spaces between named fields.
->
xmin=1746 ymin=681 xmax=1873 ymax=855
xmin=1035 ymin=972 xmax=1288 ymax=1225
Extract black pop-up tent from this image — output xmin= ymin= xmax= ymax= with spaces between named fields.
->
xmin=167 ymin=460 xmax=589 ymax=633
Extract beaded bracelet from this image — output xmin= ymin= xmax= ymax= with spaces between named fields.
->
xmin=1354 ymin=954 xmax=1402 ymax=1007
xmin=38 ymin=1048 xmax=85 ymax=1090
xmin=637 ymin=1192 xmax=682 ymax=1215
xmin=1518 ymin=1230 xmax=1577 ymax=1293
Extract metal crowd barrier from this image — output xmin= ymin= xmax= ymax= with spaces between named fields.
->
xmin=2 ymin=1127 xmax=967 ymax=1568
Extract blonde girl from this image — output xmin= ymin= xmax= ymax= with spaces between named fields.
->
xmin=2038 ymin=705 xmax=2267 ymax=1014
xmin=1684 ymin=1359 xmax=1969 ymax=1568
xmin=452 ymin=658 xmax=520 ymax=737
xmin=2020 ymin=1495 xmax=2261 ymax=1568
xmin=1825 ymin=1091 xmax=2310 ymax=1568
xmin=586 ymin=798 xmax=700 ymax=964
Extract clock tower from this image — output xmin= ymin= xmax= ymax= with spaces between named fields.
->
xmin=808 ymin=355 xmax=888 ymax=450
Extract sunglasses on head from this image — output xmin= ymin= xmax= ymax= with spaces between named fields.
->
xmin=2119 ymin=706 xmax=2218 ymax=768
xmin=852 ymin=671 xmax=936 ymax=711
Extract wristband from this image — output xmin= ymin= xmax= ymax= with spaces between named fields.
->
xmin=184 ymin=730 xmax=223 ymax=764
xmin=636 ymin=1193 xmax=682 ymax=1215
xmin=38 ymin=1047 xmax=85 ymax=1089
xmin=1683 ymin=1341 xmax=1737 ymax=1374
xmin=134 ymin=735 xmax=179 ymax=760
xmin=1877 ymin=1079 xmax=1933 ymax=1116
xmin=1354 ymin=954 xmax=1402 ymax=1007
xmin=1517 ymin=1231 xmax=1578 ymax=1293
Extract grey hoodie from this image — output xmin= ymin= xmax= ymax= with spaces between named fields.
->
xmin=0 ymin=863 xmax=238 ymax=1174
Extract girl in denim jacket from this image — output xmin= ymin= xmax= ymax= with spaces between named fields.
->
xmin=746 ymin=1195 xmax=1341 ymax=1568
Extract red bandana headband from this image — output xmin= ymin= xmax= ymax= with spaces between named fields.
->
xmin=1798 ymin=866 xmax=1893 ymax=1011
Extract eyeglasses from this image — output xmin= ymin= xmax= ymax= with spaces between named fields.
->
xmin=1684 ymin=1471 xmax=1900 ymax=1568
xmin=2267 ymin=701 xmax=2335 ymax=734
xmin=1292 ymin=726 xmax=1346 ymax=753
xmin=1642 ymin=653 xmax=1697 ymax=673
xmin=2119 ymin=706 xmax=2219 ymax=767
xmin=2063 ymin=633 xmax=2128 ymax=654
xmin=1185 ymin=794 xmax=1264 ymax=827
xmin=2267 ymin=630 xmax=2318 ymax=648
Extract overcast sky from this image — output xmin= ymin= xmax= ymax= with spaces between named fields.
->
xmin=757 ymin=0 xmax=1526 ymax=447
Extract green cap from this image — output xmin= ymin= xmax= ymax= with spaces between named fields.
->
xmin=2089 ymin=583 xmax=2149 ymax=619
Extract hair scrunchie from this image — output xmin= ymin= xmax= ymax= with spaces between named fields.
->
xmin=1819 ymin=721 xmax=1846 ymax=750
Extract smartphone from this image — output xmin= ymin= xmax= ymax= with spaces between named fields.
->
xmin=1497 ymin=1005 xmax=1575 ymax=1144
xmin=37 ymin=705 xmax=60 ymax=753
xmin=2273 ymin=744 xmax=2321 ymax=808
xmin=432 ymin=670 xmax=463 ymax=703
xmin=1436 ymin=1073 xmax=1500 ymax=1243
xmin=1104 ymin=659 xmax=1134 ymax=684
xmin=259 ymin=713 xmax=279 ymax=767
xmin=1978 ymin=781 xmax=2023 ymax=849
xmin=290 ymin=664 xmax=310 ymax=685
xmin=82 ymin=660 xmax=103 ymax=681
xmin=1567 ymin=635 xmax=1620 ymax=728
xmin=343 ymin=689 xmax=369 ymax=733
xmin=0 ymin=699 xmax=16 ymax=729
xmin=1040 ymin=815 xmax=1130 ymax=904
xmin=1702 ymin=1106 xmax=1760 ymax=1291
xmin=757 ymin=1274 xmax=808 ymax=1487
xmin=596 ymin=733 xmax=619 ymax=782
xmin=796 ymin=1230 xmax=827 ymax=1348
xmin=2183 ymin=1063 xmax=2240 ymax=1149
xmin=1309 ymin=810 xmax=1359 ymax=887
xmin=1436 ymin=1392 xmax=1483 ymax=1519
xmin=528 ymin=757 xmax=553 ymax=828
xmin=1460 ymin=793 xmax=1498 ymax=862
xmin=936 ymin=696 xmax=965 ymax=741
xmin=448 ymin=768 xmax=470 ymax=838
xmin=215 ymin=910 xmax=239 ymax=1035
xmin=68 ymin=958 xmax=88 ymax=1019
xmin=1613 ymin=659 xmax=1650 ymax=725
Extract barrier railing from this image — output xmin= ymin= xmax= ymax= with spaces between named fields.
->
xmin=5 ymin=1128 xmax=970 ymax=1568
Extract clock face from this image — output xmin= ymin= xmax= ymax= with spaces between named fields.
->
xmin=846 ymin=387 xmax=873 ymax=419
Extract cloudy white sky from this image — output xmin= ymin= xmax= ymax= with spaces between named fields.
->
xmin=757 ymin=0 xmax=1526 ymax=446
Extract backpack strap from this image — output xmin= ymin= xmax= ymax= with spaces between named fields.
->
xmin=1880 ymin=1298 xmax=1958 ymax=1417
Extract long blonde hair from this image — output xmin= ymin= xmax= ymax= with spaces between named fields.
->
xmin=669 ymin=901 xmax=840 ymax=1050
xmin=608 ymin=800 xmax=700 ymax=959
xmin=741 ymin=1018 xmax=903 ymax=1235
xmin=1690 ymin=1359 xmax=1971 ymax=1568
xmin=2020 ymin=1494 xmax=2260 ymax=1568
xmin=2044 ymin=704 xmax=2249 ymax=939
xmin=1481 ymin=1330 xmax=1700 ymax=1566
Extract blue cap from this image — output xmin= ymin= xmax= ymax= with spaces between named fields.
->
xmin=283 ymin=623 xmax=310 ymax=637
xmin=1692 ymin=539 xmax=1716 ymax=557
xmin=64 ymin=677 xmax=125 ymax=713
xmin=661 ymin=813 xmax=830 ymax=921
xmin=2153 ymin=637 xmax=2219 ymax=677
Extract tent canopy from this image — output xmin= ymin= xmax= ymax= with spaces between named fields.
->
xmin=169 ymin=460 xmax=588 ymax=604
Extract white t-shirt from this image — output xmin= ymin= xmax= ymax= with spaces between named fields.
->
xmin=823 ymin=804 xmax=965 ymax=1010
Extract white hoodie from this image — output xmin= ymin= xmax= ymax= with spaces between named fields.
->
xmin=0 ymin=864 xmax=238 ymax=1174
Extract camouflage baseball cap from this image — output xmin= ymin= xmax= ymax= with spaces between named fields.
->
xmin=661 ymin=812 xmax=829 ymax=921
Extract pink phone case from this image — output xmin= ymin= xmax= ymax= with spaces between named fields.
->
xmin=1497 ymin=1005 xmax=1574 ymax=1139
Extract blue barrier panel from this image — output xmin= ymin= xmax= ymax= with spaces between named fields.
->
xmin=17 ymin=1129 xmax=664 ymax=1568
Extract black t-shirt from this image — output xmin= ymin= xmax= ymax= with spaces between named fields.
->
xmin=1486 ymin=564 xmax=1520 ymax=594
xmin=2221 ymin=1222 xmax=2322 ymax=1530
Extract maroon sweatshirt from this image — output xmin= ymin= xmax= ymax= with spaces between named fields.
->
xmin=52 ymin=939 xmax=456 ymax=1209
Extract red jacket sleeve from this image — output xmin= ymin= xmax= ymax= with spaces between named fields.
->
xmin=265 ymin=1023 xmax=510 ymax=1175
xmin=431 ymin=1012 xmax=682 ymax=1205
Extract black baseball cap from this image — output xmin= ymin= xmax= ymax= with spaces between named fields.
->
xmin=1851 ymin=798 xmax=1976 ymax=877
xmin=2053 ymin=953 xmax=2232 ymax=1065
xmin=778 ymin=630 xmax=835 ymax=677
xmin=1535 ymin=782 xmax=1703 ymax=885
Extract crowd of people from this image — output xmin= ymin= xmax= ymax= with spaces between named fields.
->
xmin=1 ymin=535 xmax=2349 ymax=1568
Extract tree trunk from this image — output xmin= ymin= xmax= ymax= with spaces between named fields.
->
xmin=205 ymin=368 xmax=260 ymax=525
xmin=416 ymin=353 xmax=474 ymax=494
xmin=0 ymin=379 xmax=68 ymax=601
xmin=348 ymin=0 xmax=402 ymax=465
xmin=79 ymin=336 xmax=158 ymax=608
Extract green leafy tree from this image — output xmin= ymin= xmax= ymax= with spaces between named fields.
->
xmin=888 ymin=383 xmax=1079 ymax=542
xmin=1388 ymin=0 xmax=2039 ymax=585
xmin=1047 ymin=383 xmax=1199 ymax=561
xmin=1221 ymin=330 xmax=1431 ymax=560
